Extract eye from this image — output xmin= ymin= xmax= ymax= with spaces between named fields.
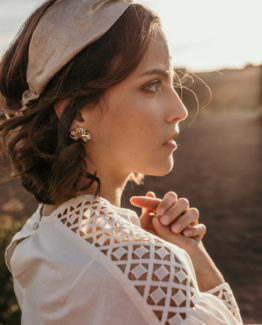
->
xmin=143 ymin=80 xmax=162 ymax=93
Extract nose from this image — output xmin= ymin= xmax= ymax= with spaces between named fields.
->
xmin=167 ymin=89 xmax=188 ymax=123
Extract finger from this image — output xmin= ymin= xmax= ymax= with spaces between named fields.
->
xmin=146 ymin=191 xmax=156 ymax=197
xmin=139 ymin=192 xmax=157 ymax=229
xmin=183 ymin=224 xmax=206 ymax=240
xmin=130 ymin=195 xmax=161 ymax=211
xmin=140 ymin=191 xmax=156 ymax=214
xmin=145 ymin=191 xmax=156 ymax=203
xmin=160 ymin=197 xmax=190 ymax=226
xmin=183 ymin=224 xmax=206 ymax=241
xmin=152 ymin=216 xmax=188 ymax=247
xmin=155 ymin=191 xmax=178 ymax=216
xmin=170 ymin=208 xmax=199 ymax=233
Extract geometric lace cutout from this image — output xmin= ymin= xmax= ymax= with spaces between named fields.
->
xmin=156 ymin=246 xmax=169 ymax=259
xmin=134 ymin=245 xmax=149 ymax=258
xmin=112 ymin=246 xmax=128 ymax=260
xmin=176 ymin=269 xmax=187 ymax=283
xmin=56 ymin=198 xmax=200 ymax=324
xmin=172 ymin=290 xmax=186 ymax=306
xmin=150 ymin=287 xmax=166 ymax=304
xmin=155 ymin=265 xmax=169 ymax=281
xmin=207 ymin=283 xmax=242 ymax=323
xmin=131 ymin=264 xmax=147 ymax=279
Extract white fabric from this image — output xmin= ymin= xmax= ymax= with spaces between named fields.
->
xmin=5 ymin=194 xmax=243 ymax=324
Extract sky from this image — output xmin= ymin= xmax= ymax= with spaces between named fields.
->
xmin=0 ymin=0 xmax=262 ymax=72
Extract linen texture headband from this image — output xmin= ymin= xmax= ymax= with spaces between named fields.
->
xmin=20 ymin=0 xmax=133 ymax=111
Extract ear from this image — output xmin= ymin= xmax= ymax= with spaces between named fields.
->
xmin=54 ymin=98 xmax=87 ymax=132
xmin=54 ymin=98 xmax=70 ymax=119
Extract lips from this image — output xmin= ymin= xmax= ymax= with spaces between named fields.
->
xmin=164 ymin=133 xmax=179 ymax=144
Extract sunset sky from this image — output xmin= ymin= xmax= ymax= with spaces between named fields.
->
xmin=1 ymin=0 xmax=262 ymax=72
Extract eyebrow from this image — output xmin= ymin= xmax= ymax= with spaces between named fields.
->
xmin=139 ymin=69 xmax=171 ymax=80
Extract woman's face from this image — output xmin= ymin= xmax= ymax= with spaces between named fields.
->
xmin=81 ymin=27 xmax=188 ymax=180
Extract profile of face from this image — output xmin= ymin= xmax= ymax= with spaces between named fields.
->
xmin=72 ymin=27 xmax=188 ymax=181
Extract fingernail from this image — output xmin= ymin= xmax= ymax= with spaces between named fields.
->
xmin=184 ymin=229 xmax=192 ymax=236
xmin=156 ymin=208 xmax=164 ymax=215
xmin=161 ymin=215 xmax=169 ymax=225
xmin=172 ymin=224 xmax=181 ymax=233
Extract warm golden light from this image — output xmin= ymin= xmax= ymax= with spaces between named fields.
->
xmin=0 ymin=0 xmax=262 ymax=72
xmin=138 ymin=0 xmax=262 ymax=71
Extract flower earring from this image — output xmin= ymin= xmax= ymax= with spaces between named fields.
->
xmin=70 ymin=128 xmax=91 ymax=142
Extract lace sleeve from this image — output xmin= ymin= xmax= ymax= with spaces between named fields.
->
xmin=57 ymin=198 xmax=242 ymax=325
xmin=206 ymin=282 xmax=243 ymax=323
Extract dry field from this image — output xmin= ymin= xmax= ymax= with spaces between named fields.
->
xmin=1 ymin=65 xmax=261 ymax=323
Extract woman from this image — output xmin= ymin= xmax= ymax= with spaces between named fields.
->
xmin=1 ymin=0 xmax=243 ymax=324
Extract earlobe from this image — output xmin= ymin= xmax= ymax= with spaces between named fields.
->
xmin=55 ymin=99 xmax=92 ymax=136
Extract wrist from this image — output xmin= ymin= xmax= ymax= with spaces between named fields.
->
xmin=189 ymin=241 xmax=225 ymax=292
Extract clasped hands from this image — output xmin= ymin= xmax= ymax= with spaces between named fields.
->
xmin=130 ymin=191 xmax=206 ymax=254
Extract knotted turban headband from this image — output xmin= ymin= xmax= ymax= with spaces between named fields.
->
xmin=19 ymin=0 xmax=133 ymax=112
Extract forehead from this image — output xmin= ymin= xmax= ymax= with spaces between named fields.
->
xmin=132 ymin=28 xmax=171 ymax=76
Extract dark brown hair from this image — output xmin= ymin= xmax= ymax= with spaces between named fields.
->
xmin=0 ymin=1 xmax=160 ymax=204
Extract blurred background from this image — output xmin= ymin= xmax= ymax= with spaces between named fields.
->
xmin=0 ymin=0 xmax=262 ymax=324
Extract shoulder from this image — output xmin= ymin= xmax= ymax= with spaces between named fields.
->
xmin=55 ymin=194 xmax=188 ymax=255
xmin=54 ymin=194 xmax=193 ymax=269
xmin=5 ymin=204 xmax=43 ymax=272
xmin=54 ymin=195 xmax=199 ymax=323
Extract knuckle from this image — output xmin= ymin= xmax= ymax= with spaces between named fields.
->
xmin=190 ymin=207 xmax=200 ymax=217
xmin=186 ymin=227 xmax=195 ymax=235
xmin=164 ymin=191 xmax=178 ymax=200
xmin=197 ymin=224 xmax=206 ymax=235
xmin=201 ymin=224 xmax=207 ymax=234
xmin=179 ymin=197 xmax=189 ymax=206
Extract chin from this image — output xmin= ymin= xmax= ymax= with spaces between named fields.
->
xmin=144 ymin=160 xmax=174 ymax=177
xmin=160 ymin=157 xmax=174 ymax=174
xmin=157 ymin=166 xmax=174 ymax=176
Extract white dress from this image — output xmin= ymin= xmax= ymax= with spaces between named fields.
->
xmin=5 ymin=194 xmax=243 ymax=325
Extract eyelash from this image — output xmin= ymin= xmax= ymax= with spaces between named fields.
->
xmin=143 ymin=80 xmax=162 ymax=93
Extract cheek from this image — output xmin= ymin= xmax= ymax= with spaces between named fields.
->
xmin=119 ymin=103 xmax=159 ymax=138
xmin=117 ymin=114 xmax=162 ymax=158
xmin=101 ymin=90 xmax=163 ymax=151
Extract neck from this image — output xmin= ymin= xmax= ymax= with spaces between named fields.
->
xmin=84 ymin=159 xmax=131 ymax=208
xmin=92 ymin=171 xmax=130 ymax=208
xmin=42 ymin=164 xmax=132 ymax=216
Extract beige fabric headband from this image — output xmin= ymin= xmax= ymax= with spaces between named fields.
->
xmin=20 ymin=0 xmax=133 ymax=111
